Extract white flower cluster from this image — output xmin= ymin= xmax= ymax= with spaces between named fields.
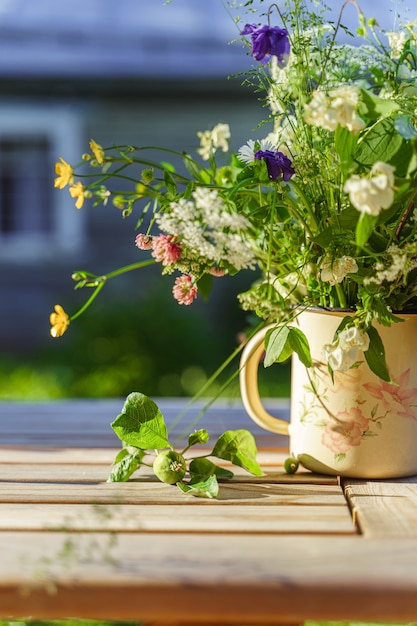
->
xmin=304 ymin=85 xmax=366 ymax=134
xmin=364 ymin=243 xmax=417 ymax=286
xmin=156 ymin=187 xmax=256 ymax=272
xmin=197 ymin=123 xmax=231 ymax=161
xmin=344 ymin=161 xmax=395 ymax=216
xmin=323 ymin=327 xmax=370 ymax=372
xmin=320 ymin=255 xmax=358 ymax=285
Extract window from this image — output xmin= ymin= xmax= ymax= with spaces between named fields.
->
xmin=0 ymin=104 xmax=85 ymax=262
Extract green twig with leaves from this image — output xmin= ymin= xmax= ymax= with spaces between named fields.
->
xmin=107 ymin=392 xmax=264 ymax=498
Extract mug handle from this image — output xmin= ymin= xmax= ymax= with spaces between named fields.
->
xmin=239 ymin=325 xmax=290 ymax=436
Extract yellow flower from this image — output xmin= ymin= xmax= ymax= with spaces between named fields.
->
xmin=135 ymin=182 xmax=147 ymax=199
xmin=54 ymin=157 xmax=74 ymax=189
xmin=89 ymin=139 xmax=105 ymax=165
xmin=50 ymin=305 xmax=70 ymax=338
xmin=69 ymin=181 xmax=85 ymax=209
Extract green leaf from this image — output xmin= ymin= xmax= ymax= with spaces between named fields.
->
xmin=355 ymin=212 xmax=377 ymax=248
xmin=101 ymin=161 xmax=112 ymax=174
xmin=189 ymin=457 xmax=234 ymax=482
xmin=211 ymin=429 xmax=263 ymax=476
xmin=177 ymin=474 xmax=219 ymax=498
xmin=355 ymin=117 xmax=403 ymax=167
xmin=288 ymin=327 xmax=312 ymax=368
xmin=111 ymin=392 xmax=170 ymax=449
xmin=334 ymin=316 xmax=354 ymax=338
xmin=264 ymin=325 xmax=311 ymax=368
xmin=360 ymin=89 xmax=400 ymax=120
xmin=188 ymin=429 xmax=210 ymax=447
xmin=163 ymin=169 xmax=177 ymax=195
xmin=364 ymin=326 xmax=391 ymax=382
xmin=160 ymin=160 xmax=176 ymax=173
xmin=335 ymin=125 xmax=357 ymax=174
xmin=107 ymin=448 xmax=145 ymax=482
xmin=264 ymin=325 xmax=290 ymax=367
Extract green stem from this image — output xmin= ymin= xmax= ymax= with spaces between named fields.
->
xmin=168 ymin=321 xmax=265 ymax=439
xmin=105 ymin=259 xmax=156 ymax=280
xmin=70 ymin=281 xmax=106 ymax=322
xmin=335 ymin=283 xmax=347 ymax=308
xmin=70 ymin=259 xmax=157 ymax=321
xmin=285 ymin=187 xmax=317 ymax=235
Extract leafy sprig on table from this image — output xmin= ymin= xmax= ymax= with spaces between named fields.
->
xmin=107 ymin=392 xmax=264 ymax=498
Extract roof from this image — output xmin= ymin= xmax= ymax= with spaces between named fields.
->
xmin=0 ymin=0 xmax=252 ymax=78
xmin=0 ymin=0 xmax=414 ymax=79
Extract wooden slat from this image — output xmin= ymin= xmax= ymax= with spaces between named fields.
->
xmin=344 ymin=477 xmax=417 ymax=538
xmin=0 ymin=480 xmax=347 ymax=505
xmin=0 ymin=501 xmax=355 ymax=534
xmin=0 ymin=533 xmax=417 ymax=622
xmin=0 ymin=458 xmax=339 ymax=485
xmin=0 ymin=447 xmax=119 ymax=464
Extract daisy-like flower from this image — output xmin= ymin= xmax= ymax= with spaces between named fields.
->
xmin=69 ymin=181 xmax=86 ymax=209
xmin=50 ymin=304 xmax=70 ymax=338
xmin=135 ymin=233 xmax=153 ymax=250
xmin=172 ymin=274 xmax=198 ymax=305
xmin=152 ymin=234 xmax=182 ymax=266
xmin=54 ymin=157 xmax=74 ymax=189
xmin=237 ymin=139 xmax=277 ymax=165
xmin=89 ymin=139 xmax=105 ymax=165
xmin=241 ymin=24 xmax=290 ymax=65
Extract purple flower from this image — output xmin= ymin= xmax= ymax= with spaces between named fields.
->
xmin=255 ymin=150 xmax=295 ymax=181
xmin=241 ymin=24 xmax=290 ymax=65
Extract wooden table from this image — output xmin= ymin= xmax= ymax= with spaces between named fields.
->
xmin=1 ymin=398 xmax=417 ymax=625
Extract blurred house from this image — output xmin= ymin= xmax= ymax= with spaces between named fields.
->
xmin=0 ymin=0 xmax=266 ymax=352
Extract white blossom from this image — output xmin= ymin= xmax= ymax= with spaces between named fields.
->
xmin=197 ymin=123 xmax=231 ymax=160
xmin=320 ymin=255 xmax=358 ymax=285
xmin=339 ymin=327 xmax=370 ymax=352
xmin=344 ymin=162 xmax=395 ymax=216
xmin=323 ymin=327 xmax=369 ymax=372
xmin=386 ymin=31 xmax=407 ymax=59
xmin=322 ymin=343 xmax=359 ymax=372
xmin=304 ymin=85 xmax=366 ymax=134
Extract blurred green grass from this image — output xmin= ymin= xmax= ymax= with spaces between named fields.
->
xmin=1 ymin=286 xmax=290 ymax=400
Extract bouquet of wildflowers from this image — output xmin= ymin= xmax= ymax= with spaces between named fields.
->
xmin=51 ymin=0 xmax=417 ymax=385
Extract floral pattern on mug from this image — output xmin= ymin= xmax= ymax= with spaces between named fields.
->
xmin=321 ymin=408 xmax=370 ymax=455
xmin=363 ymin=368 xmax=417 ymax=421
xmin=299 ymin=363 xmax=417 ymax=460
